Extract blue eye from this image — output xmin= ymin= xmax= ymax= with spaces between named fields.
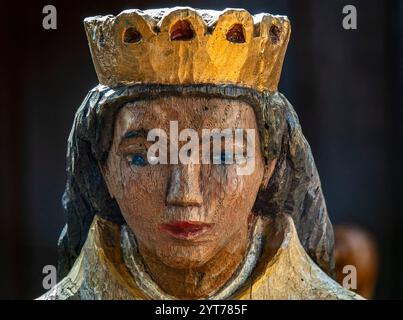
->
xmin=212 ymin=152 xmax=234 ymax=165
xmin=220 ymin=152 xmax=233 ymax=165
xmin=131 ymin=154 xmax=147 ymax=166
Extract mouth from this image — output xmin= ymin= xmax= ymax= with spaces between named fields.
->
xmin=159 ymin=221 xmax=213 ymax=240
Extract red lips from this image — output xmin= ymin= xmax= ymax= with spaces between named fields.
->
xmin=159 ymin=221 xmax=212 ymax=239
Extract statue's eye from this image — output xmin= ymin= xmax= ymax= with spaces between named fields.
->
xmin=213 ymin=151 xmax=233 ymax=165
xmin=130 ymin=153 xmax=148 ymax=166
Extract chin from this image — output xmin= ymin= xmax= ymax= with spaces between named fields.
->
xmin=156 ymin=244 xmax=216 ymax=269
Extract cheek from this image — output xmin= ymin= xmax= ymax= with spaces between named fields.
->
xmin=216 ymin=166 xmax=244 ymax=197
xmin=204 ymin=157 xmax=264 ymax=225
xmin=206 ymin=166 xmax=254 ymax=217
xmin=106 ymin=156 xmax=169 ymax=241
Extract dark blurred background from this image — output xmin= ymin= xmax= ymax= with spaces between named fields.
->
xmin=0 ymin=0 xmax=402 ymax=299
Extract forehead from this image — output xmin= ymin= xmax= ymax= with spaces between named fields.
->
xmin=114 ymin=96 xmax=258 ymax=134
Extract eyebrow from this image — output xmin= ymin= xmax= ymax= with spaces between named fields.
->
xmin=119 ymin=129 xmax=148 ymax=147
xmin=123 ymin=129 xmax=148 ymax=139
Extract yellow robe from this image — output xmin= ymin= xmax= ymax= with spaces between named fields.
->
xmin=39 ymin=213 xmax=362 ymax=300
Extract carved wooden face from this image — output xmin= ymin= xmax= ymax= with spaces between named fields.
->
xmin=102 ymin=96 xmax=265 ymax=269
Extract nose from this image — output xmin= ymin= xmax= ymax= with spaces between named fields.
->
xmin=166 ymin=163 xmax=203 ymax=207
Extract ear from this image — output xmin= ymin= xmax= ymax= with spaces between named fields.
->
xmin=261 ymin=158 xmax=277 ymax=189
xmin=98 ymin=161 xmax=115 ymax=199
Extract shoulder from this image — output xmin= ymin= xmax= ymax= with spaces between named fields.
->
xmin=36 ymin=274 xmax=82 ymax=300
xmin=243 ymin=214 xmax=364 ymax=300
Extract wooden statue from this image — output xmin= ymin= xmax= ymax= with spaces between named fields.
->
xmin=39 ymin=7 xmax=362 ymax=300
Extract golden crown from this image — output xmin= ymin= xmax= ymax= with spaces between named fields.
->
xmin=84 ymin=7 xmax=291 ymax=92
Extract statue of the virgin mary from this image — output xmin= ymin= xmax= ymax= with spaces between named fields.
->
xmin=39 ymin=7 xmax=361 ymax=300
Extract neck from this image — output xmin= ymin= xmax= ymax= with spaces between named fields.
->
xmin=137 ymin=221 xmax=253 ymax=299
